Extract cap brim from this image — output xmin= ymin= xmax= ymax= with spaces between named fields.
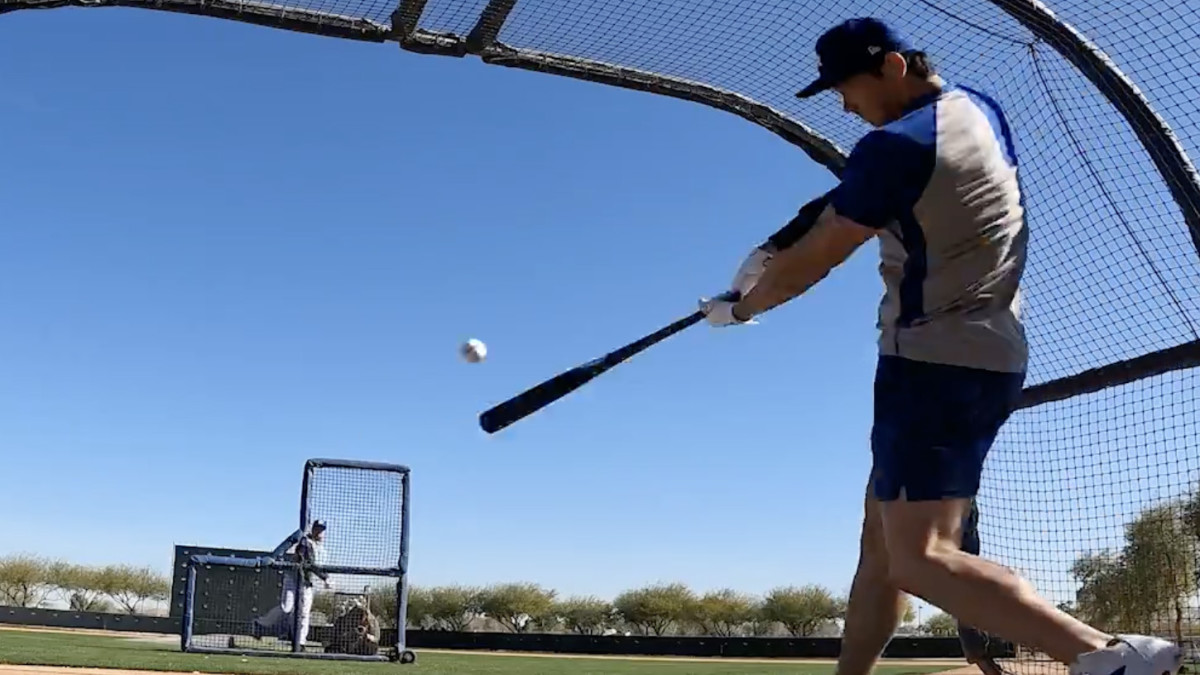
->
xmin=795 ymin=76 xmax=833 ymax=99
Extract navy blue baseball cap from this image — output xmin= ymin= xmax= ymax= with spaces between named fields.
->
xmin=796 ymin=18 xmax=914 ymax=98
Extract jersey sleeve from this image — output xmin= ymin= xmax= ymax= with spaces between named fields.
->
xmin=829 ymin=129 xmax=934 ymax=230
xmin=766 ymin=190 xmax=834 ymax=250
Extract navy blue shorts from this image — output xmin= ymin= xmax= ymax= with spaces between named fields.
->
xmin=870 ymin=355 xmax=1025 ymax=502
xmin=960 ymin=498 xmax=980 ymax=554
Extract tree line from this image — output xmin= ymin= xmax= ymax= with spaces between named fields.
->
xmin=5 ymin=486 xmax=1194 ymax=640
xmin=394 ymin=582 xmax=937 ymax=638
xmin=304 ymin=581 xmax=975 ymax=638
xmin=0 ymin=554 xmax=170 ymax=615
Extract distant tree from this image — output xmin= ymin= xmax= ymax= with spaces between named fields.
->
xmin=922 ymin=612 xmax=958 ymax=637
xmin=1184 ymin=488 xmax=1200 ymax=542
xmin=1120 ymin=503 xmax=1197 ymax=640
xmin=95 ymin=565 xmax=170 ymax=614
xmin=554 ymin=596 xmax=615 ymax=635
xmin=1071 ymin=501 xmax=1197 ymax=640
xmin=1072 ymin=551 xmax=1136 ymax=629
xmin=690 ymin=589 xmax=758 ymax=637
xmin=311 ymin=590 xmax=337 ymax=622
xmin=367 ymin=583 xmax=398 ymax=628
xmin=425 ymin=585 xmax=480 ymax=631
xmin=613 ymin=583 xmax=695 ymax=636
xmin=760 ymin=585 xmax=843 ymax=637
xmin=477 ymin=582 xmax=557 ymax=633
xmin=0 ymin=554 xmax=52 ymax=608
xmin=46 ymin=562 xmax=109 ymax=612
xmin=900 ymin=596 xmax=917 ymax=625
xmin=404 ymin=586 xmax=434 ymax=629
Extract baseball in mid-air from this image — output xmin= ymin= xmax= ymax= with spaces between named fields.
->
xmin=460 ymin=338 xmax=487 ymax=363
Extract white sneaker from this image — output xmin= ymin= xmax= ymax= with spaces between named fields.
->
xmin=1070 ymin=635 xmax=1184 ymax=675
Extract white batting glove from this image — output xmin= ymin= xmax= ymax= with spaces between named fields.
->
xmin=698 ymin=294 xmax=755 ymax=327
xmin=731 ymin=246 xmax=773 ymax=296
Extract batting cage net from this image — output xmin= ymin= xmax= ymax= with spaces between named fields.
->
xmin=182 ymin=459 xmax=413 ymax=664
xmin=5 ymin=0 xmax=1199 ymax=667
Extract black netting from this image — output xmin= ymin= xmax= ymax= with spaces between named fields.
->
xmin=420 ymin=0 xmax=491 ymax=35
xmin=188 ymin=562 xmax=291 ymax=653
xmin=984 ymin=368 xmax=1200 ymax=663
xmin=1037 ymin=1 xmax=1200 ymax=178
xmin=187 ymin=562 xmax=398 ymax=656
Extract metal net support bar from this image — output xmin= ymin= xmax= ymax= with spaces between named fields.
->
xmin=478 ymin=43 xmax=848 ymax=174
xmin=465 ymin=0 xmax=516 ymax=51
xmin=382 ymin=24 xmax=851 ymax=174
xmin=390 ymin=0 xmax=427 ymax=40
xmin=0 ymin=0 xmax=390 ymax=40
xmin=1018 ymin=339 xmax=1200 ymax=410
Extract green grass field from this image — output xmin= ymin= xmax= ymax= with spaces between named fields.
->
xmin=0 ymin=628 xmax=958 ymax=675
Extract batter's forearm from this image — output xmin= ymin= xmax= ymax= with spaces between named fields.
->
xmin=735 ymin=209 xmax=874 ymax=320
xmin=735 ymin=248 xmax=835 ymax=318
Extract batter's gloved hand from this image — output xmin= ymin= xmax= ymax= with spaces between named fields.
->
xmin=731 ymin=246 xmax=774 ymax=296
xmin=698 ymin=291 xmax=754 ymax=327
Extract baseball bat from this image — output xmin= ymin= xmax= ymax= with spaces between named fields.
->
xmin=479 ymin=295 xmax=736 ymax=434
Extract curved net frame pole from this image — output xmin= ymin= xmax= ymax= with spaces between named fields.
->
xmin=387 ymin=0 xmax=851 ymax=174
xmin=986 ymin=0 xmax=1200 ymax=258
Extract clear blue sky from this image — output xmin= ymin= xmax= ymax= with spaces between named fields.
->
xmin=0 ymin=3 xmax=1194 ymax=621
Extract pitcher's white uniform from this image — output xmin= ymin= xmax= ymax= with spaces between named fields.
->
xmin=252 ymin=520 xmax=329 ymax=647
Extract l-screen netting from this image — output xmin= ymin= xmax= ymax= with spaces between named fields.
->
xmin=189 ymin=562 xmax=399 ymax=653
xmin=304 ymin=465 xmax=405 ymax=572
xmin=189 ymin=562 xmax=291 ymax=652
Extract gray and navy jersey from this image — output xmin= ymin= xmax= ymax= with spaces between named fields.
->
xmin=829 ymin=84 xmax=1029 ymax=374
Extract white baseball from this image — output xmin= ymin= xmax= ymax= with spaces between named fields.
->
xmin=460 ymin=338 xmax=487 ymax=363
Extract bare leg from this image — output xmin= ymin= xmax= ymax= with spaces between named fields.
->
xmin=836 ymin=477 xmax=912 ymax=675
xmin=880 ymin=497 xmax=1110 ymax=665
